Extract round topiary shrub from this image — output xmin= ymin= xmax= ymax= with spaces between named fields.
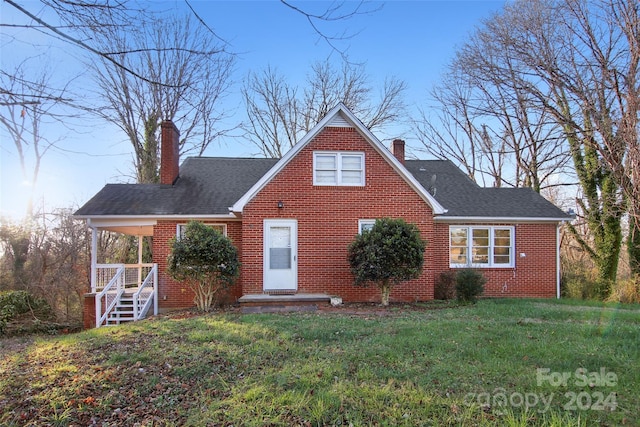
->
xmin=455 ymin=269 xmax=486 ymax=304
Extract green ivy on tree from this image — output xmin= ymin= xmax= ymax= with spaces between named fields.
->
xmin=348 ymin=218 xmax=426 ymax=306
xmin=167 ymin=221 xmax=240 ymax=312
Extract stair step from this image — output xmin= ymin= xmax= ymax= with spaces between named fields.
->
xmin=241 ymin=304 xmax=318 ymax=314
xmin=102 ymin=290 xmax=155 ymax=326
xmin=108 ymin=312 xmax=134 ymax=317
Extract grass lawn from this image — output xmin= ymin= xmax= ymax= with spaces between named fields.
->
xmin=1 ymin=299 xmax=638 ymax=426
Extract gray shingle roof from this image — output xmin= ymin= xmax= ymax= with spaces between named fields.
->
xmin=75 ymin=157 xmax=278 ymax=216
xmin=75 ymin=156 xmax=570 ymax=220
xmin=404 ymin=159 xmax=570 ymax=219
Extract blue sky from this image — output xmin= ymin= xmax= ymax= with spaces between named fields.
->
xmin=0 ymin=1 xmax=505 ymax=219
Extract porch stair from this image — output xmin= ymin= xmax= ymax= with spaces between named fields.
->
xmin=105 ymin=292 xmax=136 ymax=325
xmin=238 ymin=293 xmax=332 ymax=314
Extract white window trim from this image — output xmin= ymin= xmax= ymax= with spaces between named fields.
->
xmin=313 ymin=151 xmax=365 ymax=186
xmin=177 ymin=223 xmax=227 ymax=239
xmin=449 ymin=225 xmax=514 ymax=268
xmin=358 ymin=219 xmax=376 ymax=234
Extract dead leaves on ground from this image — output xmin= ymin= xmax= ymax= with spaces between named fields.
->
xmin=0 ymin=325 xmax=240 ymax=426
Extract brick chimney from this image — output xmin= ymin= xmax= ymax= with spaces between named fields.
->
xmin=392 ymin=139 xmax=405 ymax=165
xmin=160 ymin=120 xmax=180 ymax=185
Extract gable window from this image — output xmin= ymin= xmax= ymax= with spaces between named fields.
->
xmin=358 ymin=219 xmax=376 ymax=234
xmin=313 ymin=152 xmax=365 ymax=186
xmin=177 ymin=223 xmax=227 ymax=239
xmin=449 ymin=226 xmax=514 ymax=268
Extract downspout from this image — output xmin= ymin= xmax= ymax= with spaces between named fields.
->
xmin=556 ymin=223 xmax=561 ymax=299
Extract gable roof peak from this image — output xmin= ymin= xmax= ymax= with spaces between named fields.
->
xmin=231 ymin=103 xmax=447 ymax=215
xmin=326 ymin=110 xmax=353 ymax=128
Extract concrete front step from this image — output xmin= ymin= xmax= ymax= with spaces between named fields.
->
xmin=238 ymin=293 xmax=331 ymax=314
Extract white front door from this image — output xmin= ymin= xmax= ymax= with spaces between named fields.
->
xmin=263 ymin=219 xmax=297 ymax=291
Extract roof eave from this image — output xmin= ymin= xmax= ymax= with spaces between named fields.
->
xmin=76 ymin=213 xmax=239 ymax=222
xmin=433 ymin=215 xmax=573 ymax=223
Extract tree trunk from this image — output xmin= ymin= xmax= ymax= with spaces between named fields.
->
xmin=628 ymin=219 xmax=640 ymax=277
xmin=380 ymin=280 xmax=390 ymax=306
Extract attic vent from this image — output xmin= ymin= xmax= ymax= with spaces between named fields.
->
xmin=327 ymin=112 xmax=353 ymax=128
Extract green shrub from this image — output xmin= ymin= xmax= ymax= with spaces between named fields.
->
xmin=168 ymin=221 xmax=240 ymax=312
xmin=0 ymin=290 xmax=52 ymax=335
xmin=434 ymin=271 xmax=457 ymax=300
xmin=455 ymin=269 xmax=486 ymax=304
xmin=561 ymin=267 xmax=612 ymax=300
xmin=607 ymin=277 xmax=640 ymax=304
xmin=348 ymin=218 xmax=426 ymax=306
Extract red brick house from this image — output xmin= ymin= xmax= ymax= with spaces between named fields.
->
xmin=76 ymin=104 xmax=572 ymax=327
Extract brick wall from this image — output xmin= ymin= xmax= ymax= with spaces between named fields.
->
xmin=242 ymin=127 xmax=435 ymax=303
xmin=432 ymin=222 xmax=558 ymax=298
xmin=148 ymin=126 xmax=559 ymax=308
xmin=153 ymin=220 xmax=243 ymax=310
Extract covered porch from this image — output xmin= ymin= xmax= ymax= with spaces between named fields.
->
xmin=84 ymin=218 xmax=158 ymax=328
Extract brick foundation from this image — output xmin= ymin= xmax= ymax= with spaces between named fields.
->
xmin=83 ymin=293 xmax=96 ymax=330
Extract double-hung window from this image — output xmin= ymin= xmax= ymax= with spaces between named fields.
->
xmin=449 ymin=226 xmax=514 ymax=268
xmin=177 ymin=223 xmax=227 ymax=239
xmin=313 ymin=152 xmax=365 ymax=186
xmin=358 ymin=219 xmax=376 ymax=234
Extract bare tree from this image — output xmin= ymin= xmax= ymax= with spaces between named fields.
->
xmin=495 ymin=0 xmax=638 ymax=278
xmin=243 ymin=59 xmax=407 ymax=157
xmin=0 ymin=207 xmax=91 ymax=324
xmin=416 ymin=20 xmax=570 ymax=191
xmin=429 ymin=0 xmax=638 ymax=283
xmin=0 ymin=60 xmax=71 ymax=217
xmin=279 ymin=1 xmax=382 ymax=61
xmin=86 ymin=13 xmax=235 ymax=183
xmin=414 ymin=75 xmax=502 ymax=186
xmin=242 ymin=67 xmax=301 ymax=159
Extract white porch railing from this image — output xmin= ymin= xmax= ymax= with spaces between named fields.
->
xmin=133 ymin=264 xmax=158 ymax=321
xmin=93 ymin=263 xmax=154 ymax=292
xmin=94 ymin=263 xmax=158 ymax=327
xmin=95 ymin=266 xmax=125 ymax=327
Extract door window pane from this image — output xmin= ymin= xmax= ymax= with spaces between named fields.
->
xmin=270 ymin=227 xmax=291 ymax=269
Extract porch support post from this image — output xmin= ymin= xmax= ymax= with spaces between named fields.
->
xmin=138 ymin=235 xmax=144 ymax=286
xmin=90 ymin=225 xmax=98 ymax=292
xmin=153 ymin=265 xmax=158 ymax=315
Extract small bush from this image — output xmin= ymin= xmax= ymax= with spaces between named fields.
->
xmin=455 ymin=269 xmax=486 ymax=304
xmin=607 ymin=277 xmax=640 ymax=304
xmin=434 ymin=271 xmax=457 ymax=300
xmin=561 ymin=268 xmax=613 ymax=301
xmin=563 ymin=277 xmax=598 ymax=300
xmin=0 ymin=290 xmax=53 ymax=335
